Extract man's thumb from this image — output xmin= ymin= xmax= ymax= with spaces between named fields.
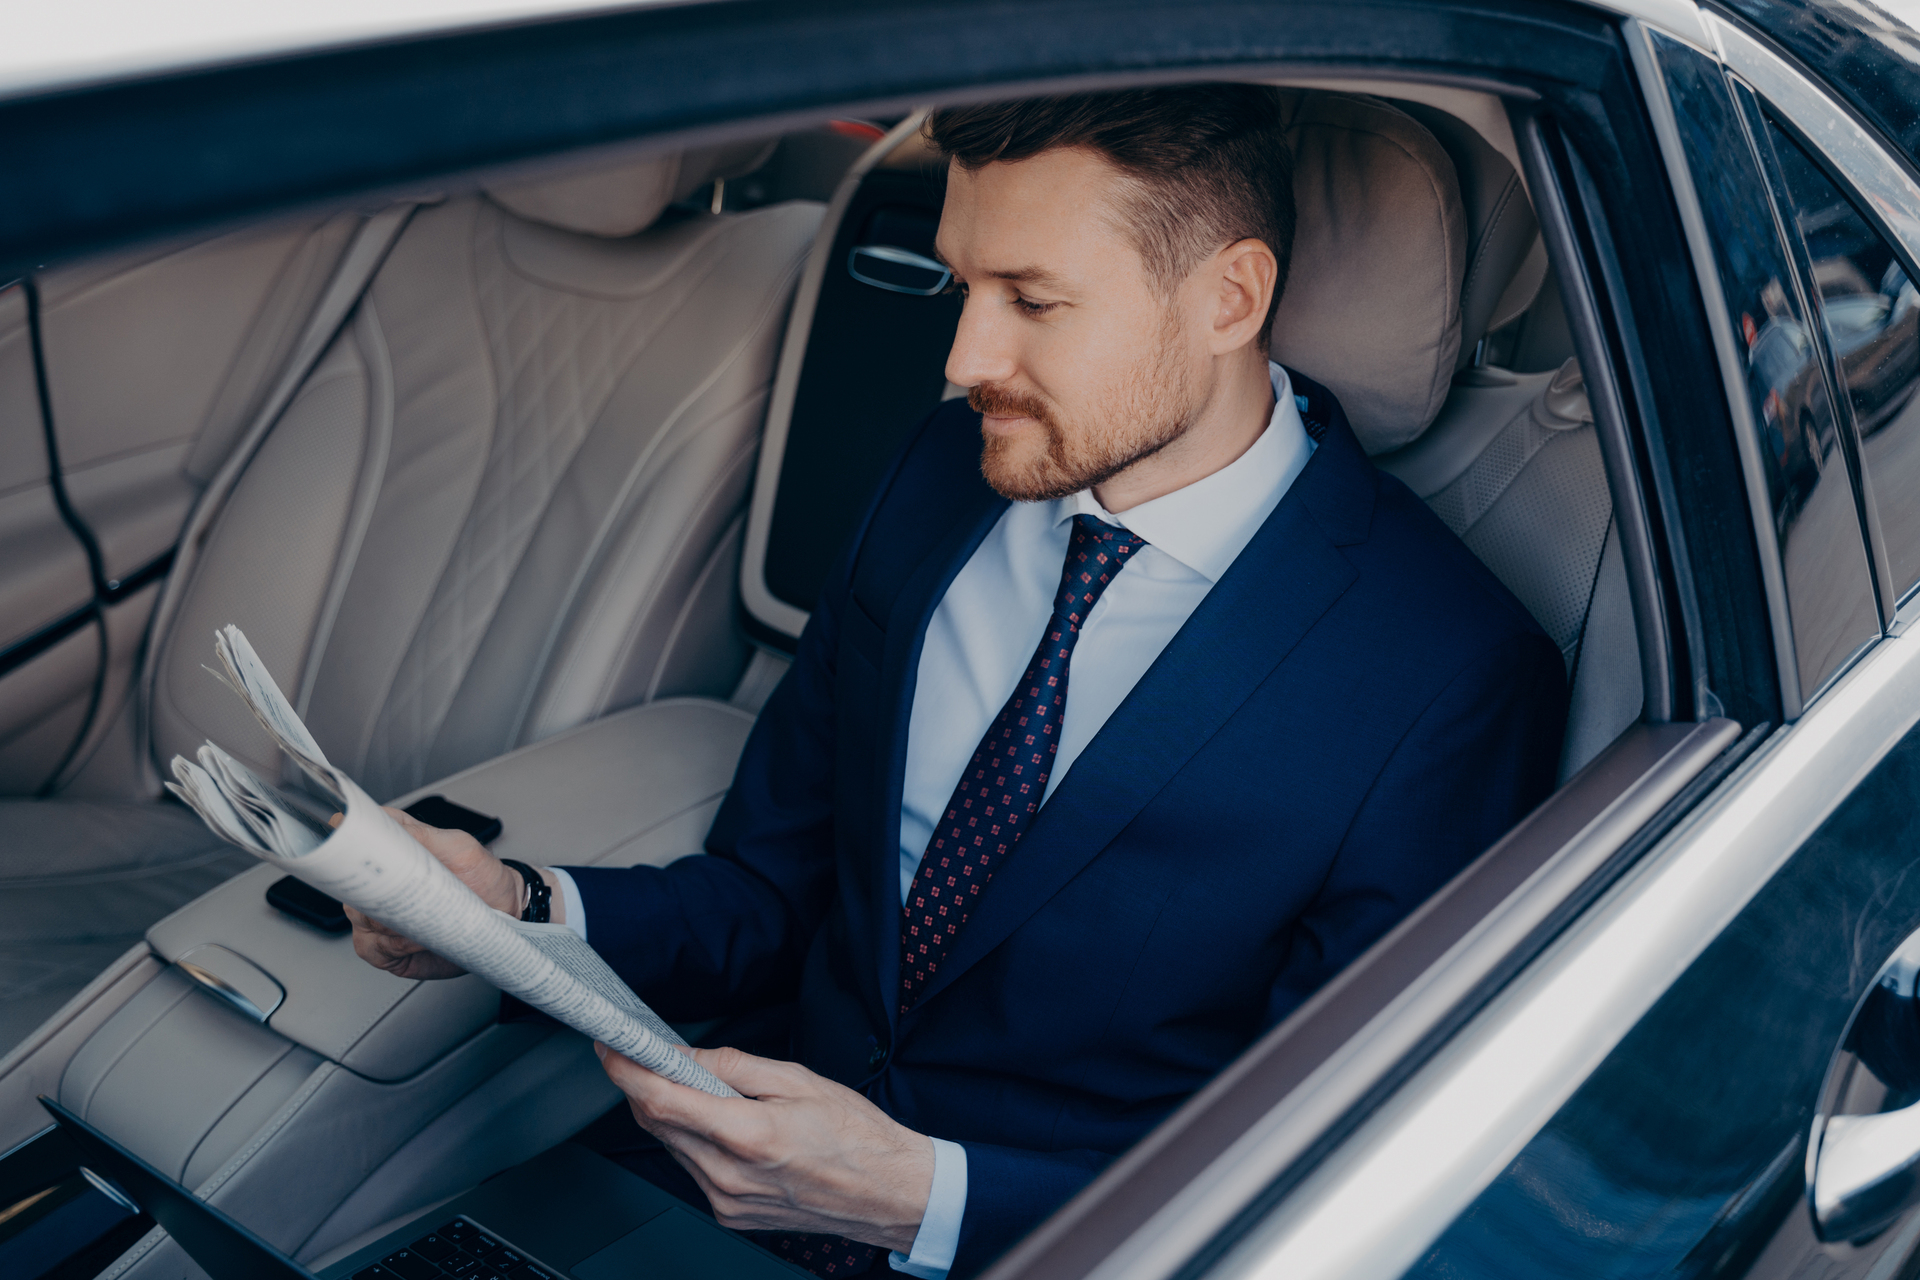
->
xmin=690 ymin=1045 xmax=790 ymax=1098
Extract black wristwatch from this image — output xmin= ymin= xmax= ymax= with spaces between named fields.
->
xmin=500 ymin=859 xmax=552 ymax=923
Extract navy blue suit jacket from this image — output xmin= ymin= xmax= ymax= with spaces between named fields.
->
xmin=568 ymin=373 xmax=1567 ymax=1276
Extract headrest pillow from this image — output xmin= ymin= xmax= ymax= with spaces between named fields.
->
xmin=1270 ymin=92 xmax=1467 ymax=454
xmin=485 ymin=138 xmax=777 ymax=238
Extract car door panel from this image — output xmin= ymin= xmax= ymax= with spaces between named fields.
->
xmin=35 ymin=211 xmax=357 ymax=587
xmin=0 ymin=282 xmax=99 ymax=795
xmin=0 ymin=213 xmax=360 ymax=795
xmin=1406 ymin=693 xmax=1920 ymax=1280
xmin=1365 ymin=25 xmax=1920 ymax=1280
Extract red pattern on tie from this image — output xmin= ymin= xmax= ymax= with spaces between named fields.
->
xmin=899 ymin=515 xmax=1146 ymax=1014
xmin=760 ymin=1231 xmax=881 ymax=1276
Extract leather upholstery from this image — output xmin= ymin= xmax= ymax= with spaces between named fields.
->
xmin=486 ymin=140 xmax=778 ymax=238
xmin=1271 ymin=91 xmax=1548 ymax=452
xmin=1271 ymin=91 xmax=1467 ymax=454
xmin=0 ymin=151 xmax=819 ymax=1050
xmin=149 ymin=191 xmax=819 ymax=799
xmin=1375 ymin=359 xmax=1641 ymax=778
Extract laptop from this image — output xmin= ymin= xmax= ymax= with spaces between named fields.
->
xmin=39 ymin=1097 xmax=805 ymax=1280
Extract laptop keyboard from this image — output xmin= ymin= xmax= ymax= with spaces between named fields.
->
xmin=351 ymin=1217 xmax=561 ymax=1280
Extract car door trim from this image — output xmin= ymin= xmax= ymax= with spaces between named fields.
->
xmin=1204 ymin=601 xmax=1920 ymax=1280
xmin=983 ymin=718 xmax=1743 ymax=1280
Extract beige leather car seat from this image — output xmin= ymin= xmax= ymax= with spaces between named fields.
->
xmin=0 ymin=140 xmax=822 ymax=1052
xmin=1270 ymin=91 xmax=1640 ymax=781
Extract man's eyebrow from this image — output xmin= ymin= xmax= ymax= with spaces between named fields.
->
xmin=986 ymin=265 xmax=1072 ymax=290
xmin=929 ymin=245 xmax=1069 ymax=291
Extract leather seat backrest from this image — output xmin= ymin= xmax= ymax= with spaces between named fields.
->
xmin=147 ymin=142 xmax=823 ymax=799
xmin=1270 ymin=89 xmax=1544 ymax=453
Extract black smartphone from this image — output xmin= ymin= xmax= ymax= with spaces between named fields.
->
xmin=402 ymin=794 xmax=504 ymax=845
xmin=265 ymin=875 xmax=350 ymax=933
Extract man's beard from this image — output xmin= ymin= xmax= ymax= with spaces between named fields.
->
xmin=970 ymin=328 xmax=1198 ymax=503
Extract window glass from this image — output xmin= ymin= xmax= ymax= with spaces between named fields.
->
xmin=1764 ymin=118 xmax=1920 ymax=606
xmin=1653 ymin=38 xmax=1878 ymax=703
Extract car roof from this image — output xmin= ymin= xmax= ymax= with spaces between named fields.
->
xmin=1717 ymin=0 xmax=1920 ymax=170
xmin=7 ymin=0 xmax=1720 ymax=105
xmin=3 ymin=0 xmax=666 ymax=101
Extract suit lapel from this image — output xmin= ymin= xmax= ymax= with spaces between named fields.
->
xmin=905 ymin=413 xmax=1376 ymax=1010
xmin=863 ymin=484 xmax=1009 ymax=1031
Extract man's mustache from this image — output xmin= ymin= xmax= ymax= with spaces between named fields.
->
xmin=968 ymin=383 xmax=1056 ymax=429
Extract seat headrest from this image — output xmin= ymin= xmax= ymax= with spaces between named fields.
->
xmin=1270 ymin=92 xmax=1467 ymax=454
xmin=1394 ymin=100 xmax=1546 ymax=368
xmin=484 ymin=138 xmax=777 ymax=238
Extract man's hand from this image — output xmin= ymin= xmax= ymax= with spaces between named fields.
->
xmin=341 ymin=807 xmax=524 ymax=981
xmin=599 ymin=1044 xmax=935 ymax=1253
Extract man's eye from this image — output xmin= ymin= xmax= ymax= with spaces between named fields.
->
xmin=1014 ymin=297 xmax=1060 ymax=316
xmin=941 ymin=279 xmax=968 ymax=298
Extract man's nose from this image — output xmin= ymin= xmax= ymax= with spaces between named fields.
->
xmin=944 ymin=296 xmax=1017 ymax=390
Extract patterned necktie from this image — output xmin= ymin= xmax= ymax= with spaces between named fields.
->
xmin=899 ymin=514 xmax=1146 ymax=1014
xmin=758 ymin=1231 xmax=880 ymax=1277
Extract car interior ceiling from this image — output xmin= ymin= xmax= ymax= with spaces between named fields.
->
xmin=0 ymin=78 xmax=1637 ymax=1275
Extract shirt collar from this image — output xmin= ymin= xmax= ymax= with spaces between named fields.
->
xmin=1053 ymin=362 xmax=1315 ymax=582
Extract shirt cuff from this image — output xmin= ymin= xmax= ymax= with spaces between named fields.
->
xmin=889 ymin=1138 xmax=966 ymax=1280
xmin=546 ymin=867 xmax=588 ymax=944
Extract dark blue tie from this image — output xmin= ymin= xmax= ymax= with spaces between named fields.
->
xmin=899 ymin=514 xmax=1147 ymax=1014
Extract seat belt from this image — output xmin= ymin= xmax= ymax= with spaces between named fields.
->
xmin=133 ymin=201 xmax=421 ymax=788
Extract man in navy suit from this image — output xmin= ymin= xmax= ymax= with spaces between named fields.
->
xmin=350 ymin=86 xmax=1565 ymax=1278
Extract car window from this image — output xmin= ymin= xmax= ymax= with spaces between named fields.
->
xmin=1654 ymin=38 xmax=1880 ymax=705
xmin=1762 ymin=118 xmax=1920 ymax=609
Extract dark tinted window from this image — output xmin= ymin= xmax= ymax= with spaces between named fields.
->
xmin=1653 ymin=41 xmax=1878 ymax=703
xmin=1765 ymin=119 xmax=1920 ymax=606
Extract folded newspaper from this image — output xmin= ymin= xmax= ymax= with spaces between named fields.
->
xmin=167 ymin=624 xmax=735 ymax=1098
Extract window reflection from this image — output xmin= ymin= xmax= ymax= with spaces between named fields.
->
xmin=1654 ymin=36 xmax=1878 ymax=703
xmin=1766 ymin=119 xmax=1920 ymax=605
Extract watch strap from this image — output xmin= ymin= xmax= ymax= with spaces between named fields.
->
xmin=499 ymin=859 xmax=552 ymax=923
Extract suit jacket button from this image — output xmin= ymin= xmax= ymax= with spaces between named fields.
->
xmin=867 ymin=1038 xmax=888 ymax=1069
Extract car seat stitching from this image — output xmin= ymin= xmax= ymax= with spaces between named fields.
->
xmin=387 ymin=204 xmax=747 ymax=788
xmin=66 ymin=976 xmax=195 ymax=1121
xmin=1563 ymin=511 xmax=1616 ymax=692
xmin=153 ymin=362 xmax=363 ymax=761
xmin=479 ymin=242 xmax=748 ymax=752
xmin=582 ymin=412 xmax=762 ymax=716
xmin=345 ymin=203 xmax=511 ymax=784
xmin=179 ymin=1041 xmax=298 ymax=1184
xmin=294 ymin=302 xmax=397 ymax=728
xmin=504 ymin=238 xmax=811 ymax=745
xmin=191 ymin=1059 xmax=339 ymax=1198
xmin=1460 ymin=175 xmax=1523 ymax=329
xmin=640 ymin=476 xmax=756 ymax=706
xmin=1318 ymin=119 xmax=1467 ymax=417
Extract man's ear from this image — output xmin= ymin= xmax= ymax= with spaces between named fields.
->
xmin=1207 ymin=238 xmax=1279 ymax=356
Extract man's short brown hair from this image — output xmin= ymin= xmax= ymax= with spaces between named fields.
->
xmin=926 ymin=85 xmax=1295 ymax=341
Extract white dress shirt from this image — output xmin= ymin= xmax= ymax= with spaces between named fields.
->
xmin=555 ymin=364 xmax=1313 ymax=1279
xmin=889 ymin=362 xmax=1312 ymax=1277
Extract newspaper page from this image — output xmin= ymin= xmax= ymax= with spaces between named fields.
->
xmin=168 ymin=625 xmax=735 ymax=1098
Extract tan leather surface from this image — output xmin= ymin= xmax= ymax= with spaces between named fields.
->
xmin=1375 ymin=360 xmax=1639 ymax=777
xmin=1271 ymin=91 xmax=1467 ymax=454
xmin=485 ymin=138 xmax=778 ymax=238
xmin=149 ymin=195 xmax=818 ymax=799
xmin=35 ymin=214 xmax=360 ymax=581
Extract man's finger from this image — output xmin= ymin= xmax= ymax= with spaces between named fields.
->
xmin=686 ymin=1045 xmax=813 ymax=1100
xmin=599 ymin=1048 xmax=758 ymax=1135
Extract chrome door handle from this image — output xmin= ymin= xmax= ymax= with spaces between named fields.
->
xmin=1812 ymin=929 xmax=1920 ymax=1242
xmin=1814 ymin=1106 xmax=1920 ymax=1241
